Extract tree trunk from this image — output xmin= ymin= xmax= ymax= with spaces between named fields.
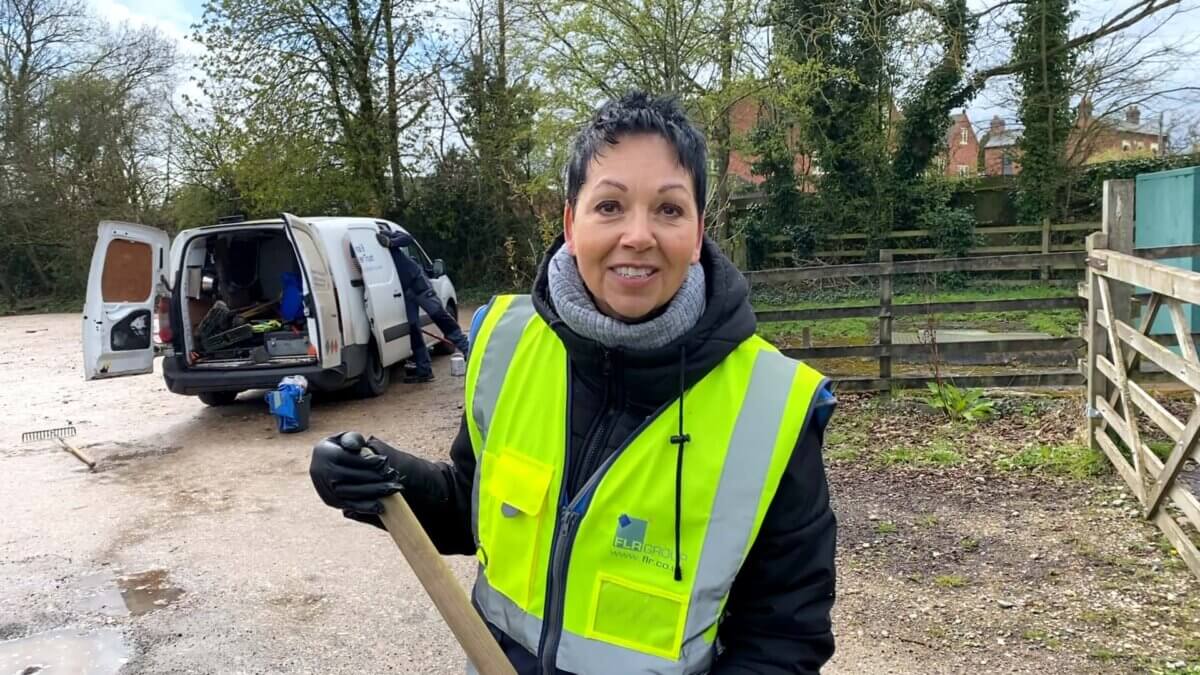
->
xmin=712 ymin=0 xmax=740 ymax=265
xmin=346 ymin=0 xmax=388 ymax=208
xmin=383 ymin=0 xmax=404 ymax=220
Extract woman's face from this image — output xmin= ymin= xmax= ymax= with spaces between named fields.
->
xmin=564 ymin=133 xmax=703 ymax=322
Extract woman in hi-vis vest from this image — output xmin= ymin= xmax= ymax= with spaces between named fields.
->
xmin=310 ymin=91 xmax=838 ymax=675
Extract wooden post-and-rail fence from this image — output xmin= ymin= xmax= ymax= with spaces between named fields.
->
xmin=761 ymin=219 xmax=1098 ymax=268
xmin=747 ymin=249 xmax=1096 ymax=393
xmin=747 ymin=188 xmax=1200 ymax=394
xmin=1084 ymin=179 xmax=1200 ymax=579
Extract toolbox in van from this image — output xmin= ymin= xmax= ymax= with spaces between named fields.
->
xmin=265 ymin=331 xmax=310 ymax=357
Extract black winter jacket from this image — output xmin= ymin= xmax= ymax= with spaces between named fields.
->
xmin=397 ymin=238 xmax=837 ymax=674
xmin=381 ymin=230 xmax=430 ymax=293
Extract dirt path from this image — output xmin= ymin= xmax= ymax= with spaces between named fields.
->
xmin=824 ymin=395 xmax=1200 ymax=674
xmin=0 ymin=314 xmax=1197 ymax=674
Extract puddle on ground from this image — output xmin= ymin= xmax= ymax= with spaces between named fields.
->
xmin=0 ymin=628 xmax=128 ymax=675
xmin=78 ymin=569 xmax=184 ymax=617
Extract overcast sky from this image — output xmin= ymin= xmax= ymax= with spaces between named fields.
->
xmin=90 ymin=0 xmax=1200 ymax=137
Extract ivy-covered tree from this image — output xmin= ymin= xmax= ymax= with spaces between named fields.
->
xmin=1012 ymin=0 xmax=1076 ymax=223
xmin=744 ymin=115 xmax=812 ymax=268
xmin=892 ymin=0 xmax=976 ymax=183
xmin=772 ymin=0 xmax=897 ymax=244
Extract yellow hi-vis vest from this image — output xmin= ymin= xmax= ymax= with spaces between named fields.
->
xmin=464 ymin=295 xmax=827 ymax=674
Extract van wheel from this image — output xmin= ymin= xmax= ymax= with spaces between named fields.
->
xmin=431 ymin=301 xmax=457 ymax=356
xmin=354 ymin=344 xmax=390 ymax=398
xmin=198 ymin=391 xmax=240 ymax=406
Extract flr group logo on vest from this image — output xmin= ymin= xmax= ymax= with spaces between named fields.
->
xmin=613 ymin=514 xmax=648 ymax=553
xmin=612 ymin=514 xmax=682 ymax=570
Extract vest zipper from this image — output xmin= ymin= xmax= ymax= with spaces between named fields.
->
xmin=539 ymin=507 xmax=580 ymax=675
xmin=573 ymin=349 xmax=619 ymax=497
xmin=535 ymin=379 xmax=676 ymax=674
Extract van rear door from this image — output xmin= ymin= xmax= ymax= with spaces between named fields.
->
xmin=82 ymin=221 xmax=169 ymax=380
xmin=281 ymin=213 xmax=342 ymax=369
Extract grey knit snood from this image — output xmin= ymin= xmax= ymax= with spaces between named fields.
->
xmin=546 ymin=245 xmax=706 ymax=351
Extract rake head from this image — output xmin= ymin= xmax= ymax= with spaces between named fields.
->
xmin=22 ymin=425 xmax=77 ymax=443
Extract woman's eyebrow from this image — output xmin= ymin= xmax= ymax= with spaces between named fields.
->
xmin=658 ymin=182 xmax=689 ymax=194
xmin=597 ymin=178 xmax=628 ymax=191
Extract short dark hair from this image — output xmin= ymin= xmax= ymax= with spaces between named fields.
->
xmin=564 ymin=91 xmax=708 ymax=216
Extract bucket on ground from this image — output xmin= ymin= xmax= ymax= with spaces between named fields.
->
xmin=266 ymin=375 xmax=310 ymax=433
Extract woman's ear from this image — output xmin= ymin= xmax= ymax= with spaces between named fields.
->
xmin=691 ymin=213 xmax=703 ymax=264
xmin=563 ymin=202 xmax=576 ymax=255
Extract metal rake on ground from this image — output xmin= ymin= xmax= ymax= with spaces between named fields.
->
xmin=21 ymin=425 xmax=95 ymax=470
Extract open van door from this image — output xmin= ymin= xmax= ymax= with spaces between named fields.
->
xmin=346 ymin=226 xmax=408 ymax=366
xmin=82 ymin=221 xmax=169 ymax=380
xmin=281 ymin=213 xmax=342 ymax=369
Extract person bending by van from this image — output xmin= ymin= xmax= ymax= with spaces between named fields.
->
xmin=312 ymin=92 xmax=836 ymax=673
xmin=376 ymin=229 xmax=470 ymax=383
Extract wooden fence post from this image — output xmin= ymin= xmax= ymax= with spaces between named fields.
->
xmin=1040 ymin=216 xmax=1052 ymax=281
xmin=1103 ymin=179 xmax=1136 ymax=327
xmin=1085 ymin=231 xmax=1109 ymax=452
xmin=879 ymin=250 xmax=894 ymax=399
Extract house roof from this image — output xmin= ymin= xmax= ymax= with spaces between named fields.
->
xmin=984 ymin=129 xmax=1022 ymax=149
xmin=945 ymin=115 xmax=974 ymax=146
xmin=1111 ymin=117 xmax=1163 ymax=137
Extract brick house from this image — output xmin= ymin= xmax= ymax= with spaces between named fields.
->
xmin=728 ymin=100 xmax=981 ymax=186
xmin=982 ymin=116 xmax=1022 ymax=177
xmin=725 ymin=97 xmax=815 ymax=189
xmin=1072 ymin=101 xmax=1165 ymax=160
xmin=980 ymin=104 xmax=1166 ymax=177
xmin=939 ymin=111 xmax=980 ymax=178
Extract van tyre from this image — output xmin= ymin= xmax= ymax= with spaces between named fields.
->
xmin=431 ymin=301 xmax=457 ymax=356
xmin=354 ymin=344 xmax=390 ymax=398
xmin=198 ymin=391 xmax=240 ymax=406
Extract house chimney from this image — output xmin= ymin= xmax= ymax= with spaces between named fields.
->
xmin=1126 ymin=106 xmax=1141 ymax=125
xmin=990 ymin=116 xmax=1006 ymax=134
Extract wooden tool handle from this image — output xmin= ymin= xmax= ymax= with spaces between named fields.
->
xmin=57 ymin=437 xmax=96 ymax=471
xmin=377 ymin=492 xmax=516 ymax=675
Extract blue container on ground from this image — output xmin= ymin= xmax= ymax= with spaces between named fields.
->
xmin=266 ymin=381 xmax=311 ymax=433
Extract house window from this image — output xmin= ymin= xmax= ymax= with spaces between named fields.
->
xmin=959 ymin=128 xmax=969 ymax=145
xmin=1122 ymin=140 xmax=1132 ymax=151
xmin=1137 ymin=141 xmax=1145 ymax=150
xmin=957 ymin=164 xmax=970 ymax=177
xmin=1151 ymin=143 xmax=1160 ymax=154
xmin=1002 ymin=155 xmax=1015 ymax=176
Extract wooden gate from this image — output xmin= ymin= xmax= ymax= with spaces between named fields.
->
xmin=1085 ymin=180 xmax=1200 ymax=578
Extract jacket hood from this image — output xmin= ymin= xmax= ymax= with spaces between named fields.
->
xmin=531 ymin=235 xmax=757 ymax=408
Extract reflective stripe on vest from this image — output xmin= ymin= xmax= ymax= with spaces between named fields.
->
xmin=464 ymin=295 xmax=827 ymax=674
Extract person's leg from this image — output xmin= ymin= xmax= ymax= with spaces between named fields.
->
xmin=414 ymin=286 xmax=470 ymax=355
xmin=404 ymin=290 xmax=433 ymax=381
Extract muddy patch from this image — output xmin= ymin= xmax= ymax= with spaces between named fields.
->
xmin=0 ymin=438 xmax=182 ymax=469
xmin=0 ymin=628 xmax=128 ymax=675
xmin=267 ymin=591 xmax=328 ymax=622
xmin=76 ymin=569 xmax=185 ymax=617
xmin=90 ymin=441 xmax=183 ymax=466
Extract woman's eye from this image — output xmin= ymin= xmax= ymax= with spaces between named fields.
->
xmin=660 ymin=203 xmax=683 ymax=217
xmin=597 ymin=201 xmax=621 ymax=215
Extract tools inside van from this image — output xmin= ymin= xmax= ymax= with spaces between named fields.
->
xmin=182 ymin=230 xmax=314 ymax=365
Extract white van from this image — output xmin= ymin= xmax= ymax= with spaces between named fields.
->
xmin=82 ymin=213 xmax=460 ymax=405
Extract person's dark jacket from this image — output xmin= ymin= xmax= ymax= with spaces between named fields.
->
xmin=395 ymin=237 xmax=837 ymax=674
xmin=380 ymin=230 xmax=428 ymax=292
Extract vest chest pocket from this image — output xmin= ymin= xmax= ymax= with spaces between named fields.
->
xmin=586 ymin=572 xmax=688 ymax=660
xmin=479 ymin=449 xmax=555 ymax=609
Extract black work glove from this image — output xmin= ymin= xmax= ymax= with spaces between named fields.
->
xmin=309 ymin=432 xmax=412 ymax=529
